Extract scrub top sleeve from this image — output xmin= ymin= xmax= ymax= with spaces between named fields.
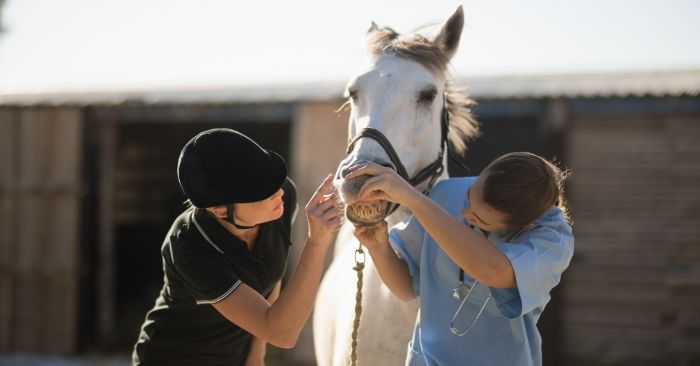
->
xmin=490 ymin=223 xmax=574 ymax=319
xmin=171 ymin=240 xmax=242 ymax=305
xmin=388 ymin=214 xmax=426 ymax=296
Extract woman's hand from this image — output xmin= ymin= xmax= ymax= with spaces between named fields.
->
xmin=352 ymin=220 xmax=389 ymax=252
xmin=305 ymin=174 xmax=341 ymax=246
xmin=345 ymin=163 xmax=422 ymax=208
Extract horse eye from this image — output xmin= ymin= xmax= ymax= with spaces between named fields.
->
xmin=418 ymin=90 xmax=437 ymax=104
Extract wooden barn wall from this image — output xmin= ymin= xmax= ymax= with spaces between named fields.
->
xmin=564 ymin=112 xmax=700 ymax=365
xmin=0 ymin=107 xmax=83 ymax=354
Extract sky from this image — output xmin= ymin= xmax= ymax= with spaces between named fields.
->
xmin=0 ymin=0 xmax=699 ymax=93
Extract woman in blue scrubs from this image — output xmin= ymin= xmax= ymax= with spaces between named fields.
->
xmin=349 ymin=152 xmax=574 ymax=366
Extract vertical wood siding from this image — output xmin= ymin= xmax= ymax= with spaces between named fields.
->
xmin=564 ymin=115 xmax=700 ymax=365
xmin=0 ymin=108 xmax=83 ymax=354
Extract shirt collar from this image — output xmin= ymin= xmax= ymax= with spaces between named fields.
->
xmin=191 ymin=207 xmax=266 ymax=254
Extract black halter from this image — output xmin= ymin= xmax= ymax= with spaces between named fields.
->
xmin=345 ymin=94 xmax=450 ymax=215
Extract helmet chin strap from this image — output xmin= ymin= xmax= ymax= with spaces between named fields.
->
xmin=226 ymin=204 xmax=257 ymax=230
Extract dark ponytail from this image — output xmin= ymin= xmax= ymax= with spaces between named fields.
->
xmin=481 ymin=152 xmax=571 ymax=226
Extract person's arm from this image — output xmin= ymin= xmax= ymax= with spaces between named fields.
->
xmin=406 ymin=194 xmax=516 ymax=288
xmin=244 ymin=281 xmax=280 ymax=366
xmin=212 ymin=174 xmax=340 ymax=348
xmin=346 ymin=164 xmax=515 ymax=288
xmin=353 ymin=222 xmax=416 ymax=301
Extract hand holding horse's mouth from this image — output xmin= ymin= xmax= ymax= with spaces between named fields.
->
xmin=340 ymin=167 xmax=391 ymax=227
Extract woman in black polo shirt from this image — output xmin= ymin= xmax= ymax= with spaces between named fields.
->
xmin=133 ymin=128 xmax=340 ymax=366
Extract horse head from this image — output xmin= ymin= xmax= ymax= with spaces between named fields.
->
xmin=334 ymin=5 xmax=479 ymax=227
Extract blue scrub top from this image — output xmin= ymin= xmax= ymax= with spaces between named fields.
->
xmin=389 ymin=177 xmax=574 ymax=366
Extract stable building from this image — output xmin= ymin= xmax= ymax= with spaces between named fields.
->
xmin=1 ymin=70 xmax=699 ymax=365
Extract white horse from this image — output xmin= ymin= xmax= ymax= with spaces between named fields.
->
xmin=313 ymin=6 xmax=480 ymax=366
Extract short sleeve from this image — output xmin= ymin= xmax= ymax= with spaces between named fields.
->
xmin=170 ymin=240 xmax=242 ymax=305
xmin=388 ymin=213 xmax=426 ymax=296
xmin=490 ymin=217 xmax=574 ymax=319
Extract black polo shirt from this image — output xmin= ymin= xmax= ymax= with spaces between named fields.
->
xmin=133 ymin=178 xmax=297 ymax=366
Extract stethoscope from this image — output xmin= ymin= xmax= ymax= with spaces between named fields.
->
xmin=450 ymin=268 xmax=491 ymax=336
xmin=449 ymin=224 xmax=527 ymax=336
xmin=449 ymin=224 xmax=491 ymax=337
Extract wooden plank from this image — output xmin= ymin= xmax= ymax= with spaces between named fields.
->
xmin=563 ymin=265 xmax=665 ymax=286
xmin=562 ymin=114 xmax=699 ymax=365
xmin=44 ymin=108 xmax=82 ymax=274
xmin=97 ymin=119 xmax=117 ymax=344
xmin=13 ymin=109 xmax=49 ymax=351
xmin=13 ymin=276 xmax=45 ymax=351
xmin=46 ymin=275 xmax=78 ymax=353
xmin=564 ymin=336 xmax=669 ymax=365
xmin=562 ymin=306 xmax=669 ymax=328
xmin=0 ymin=108 xmax=19 ymax=350
xmin=43 ymin=108 xmax=82 ymax=353
xmin=565 ymin=325 xmax=675 ymax=346
xmin=563 ymin=285 xmax=671 ymax=305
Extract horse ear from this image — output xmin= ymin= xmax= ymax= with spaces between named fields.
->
xmin=433 ymin=5 xmax=464 ymax=60
xmin=367 ymin=21 xmax=379 ymax=34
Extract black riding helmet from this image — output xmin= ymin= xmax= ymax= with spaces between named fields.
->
xmin=177 ymin=128 xmax=287 ymax=214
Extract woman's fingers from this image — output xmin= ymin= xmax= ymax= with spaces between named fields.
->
xmin=345 ymin=163 xmax=389 ymax=180
xmin=321 ymin=207 xmax=339 ymax=222
xmin=308 ymin=174 xmax=334 ymax=207
xmin=312 ymin=195 xmax=336 ymax=214
xmin=352 ymin=228 xmax=368 ymax=242
xmin=359 ymin=191 xmax=389 ymax=202
xmin=327 ymin=217 xmax=341 ymax=229
xmin=357 ymin=175 xmax=389 ymax=200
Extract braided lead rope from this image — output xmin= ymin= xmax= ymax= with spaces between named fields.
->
xmin=350 ymin=244 xmax=366 ymax=366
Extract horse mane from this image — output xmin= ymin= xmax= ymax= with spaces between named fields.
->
xmin=366 ymin=26 xmax=480 ymax=155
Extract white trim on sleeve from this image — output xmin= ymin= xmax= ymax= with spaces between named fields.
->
xmin=195 ymin=280 xmax=242 ymax=305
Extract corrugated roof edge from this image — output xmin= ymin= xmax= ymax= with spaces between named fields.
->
xmin=463 ymin=69 xmax=700 ymax=99
xmin=1 ymin=69 xmax=699 ymax=107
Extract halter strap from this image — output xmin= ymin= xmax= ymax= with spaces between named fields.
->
xmin=345 ymin=93 xmax=451 ymax=215
xmin=346 ymin=128 xmax=410 ymax=180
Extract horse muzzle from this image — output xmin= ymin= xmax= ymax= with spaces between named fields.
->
xmin=335 ymin=163 xmax=393 ymax=227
